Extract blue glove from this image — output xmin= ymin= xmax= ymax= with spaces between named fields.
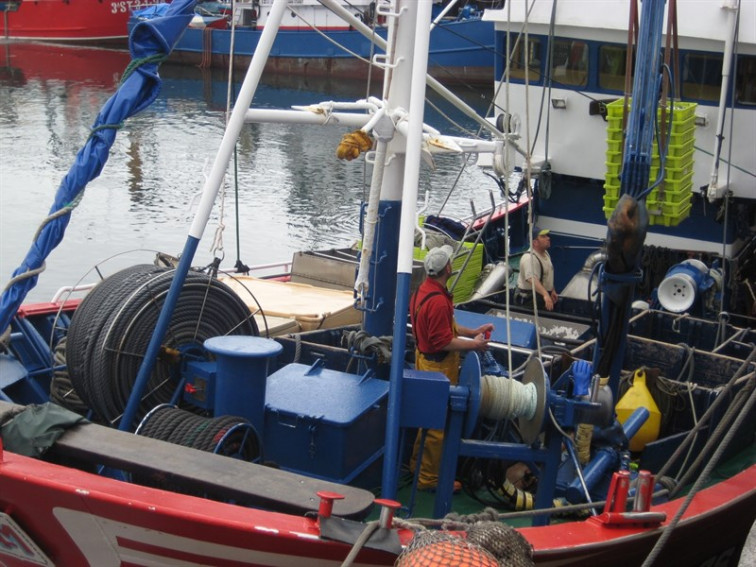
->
xmin=571 ymin=359 xmax=593 ymax=397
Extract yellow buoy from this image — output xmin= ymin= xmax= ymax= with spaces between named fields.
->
xmin=615 ymin=368 xmax=661 ymax=452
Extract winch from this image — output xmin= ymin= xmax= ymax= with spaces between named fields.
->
xmin=426 ymin=353 xmax=655 ymax=523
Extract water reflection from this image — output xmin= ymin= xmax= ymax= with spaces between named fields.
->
xmin=0 ymin=41 xmax=498 ymax=301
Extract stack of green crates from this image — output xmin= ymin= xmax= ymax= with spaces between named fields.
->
xmin=604 ymin=99 xmax=697 ymax=226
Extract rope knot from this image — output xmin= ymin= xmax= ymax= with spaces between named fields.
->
xmin=336 ymin=130 xmax=373 ymax=161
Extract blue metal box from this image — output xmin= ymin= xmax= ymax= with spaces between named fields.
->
xmin=263 ymin=362 xmax=389 ymax=483
xmin=400 ymin=369 xmax=449 ymax=429
xmin=453 ymin=309 xmax=537 ymax=348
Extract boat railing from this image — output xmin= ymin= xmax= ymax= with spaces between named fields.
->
xmin=242 ymin=260 xmax=293 ymax=279
xmin=50 ymin=283 xmax=97 ymax=304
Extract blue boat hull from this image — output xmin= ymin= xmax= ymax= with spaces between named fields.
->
xmin=156 ymin=18 xmax=494 ymax=84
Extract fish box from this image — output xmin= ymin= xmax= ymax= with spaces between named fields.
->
xmin=263 ymin=363 xmax=389 ymax=483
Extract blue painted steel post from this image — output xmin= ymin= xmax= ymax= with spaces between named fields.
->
xmin=381 ymin=0 xmax=433 ymax=500
xmin=119 ymin=238 xmax=199 ymax=431
xmin=433 ymin=385 xmax=467 ymax=518
xmin=205 ymin=335 xmax=283 ymax=436
xmin=363 ymin=201 xmax=402 ymax=338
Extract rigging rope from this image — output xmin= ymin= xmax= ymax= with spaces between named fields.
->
xmin=641 ymin=376 xmax=756 ymax=567
xmin=654 ymin=346 xmax=756 ymax=483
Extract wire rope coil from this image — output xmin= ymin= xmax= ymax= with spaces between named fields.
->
xmin=137 ymin=404 xmax=261 ymax=461
xmin=66 ymin=265 xmax=258 ymax=425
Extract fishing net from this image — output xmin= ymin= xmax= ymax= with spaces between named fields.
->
xmin=395 ymin=531 xmax=498 ymax=567
xmin=395 ymin=523 xmax=534 ymax=566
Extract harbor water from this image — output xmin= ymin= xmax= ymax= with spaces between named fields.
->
xmin=0 ymin=41 xmax=497 ymax=302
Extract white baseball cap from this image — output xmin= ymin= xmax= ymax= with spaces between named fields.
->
xmin=424 ymin=245 xmax=454 ymax=276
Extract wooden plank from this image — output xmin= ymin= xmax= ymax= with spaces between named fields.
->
xmin=0 ymin=401 xmax=375 ymax=519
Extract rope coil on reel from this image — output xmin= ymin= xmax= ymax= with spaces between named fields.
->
xmin=479 ymin=374 xmax=538 ymax=422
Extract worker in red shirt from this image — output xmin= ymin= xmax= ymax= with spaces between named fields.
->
xmin=409 ymin=244 xmax=493 ymax=490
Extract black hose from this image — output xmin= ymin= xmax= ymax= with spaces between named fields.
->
xmin=137 ymin=406 xmax=260 ymax=460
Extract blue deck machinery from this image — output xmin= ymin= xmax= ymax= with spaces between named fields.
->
xmin=423 ymin=0 xmax=672 ymax=523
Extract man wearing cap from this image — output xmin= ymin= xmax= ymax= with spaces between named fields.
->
xmin=516 ymin=227 xmax=559 ymax=311
xmin=409 ymin=244 xmax=494 ymax=491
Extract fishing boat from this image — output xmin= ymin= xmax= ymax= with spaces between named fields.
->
xmin=0 ymin=1 xmax=754 ymax=566
xmin=480 ymin=0 xmax=756 ymax=320
xmin=131 ymin=0 xmax=499 ymax=85
xmin=0 ymin=0 xmax=161 ymax=43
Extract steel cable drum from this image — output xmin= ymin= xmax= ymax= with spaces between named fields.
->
xmin=66 ymin=264 xmax=165 ymax=419
xmin=135 ymin=406 xmax=262 ymax=491
xmin=50 ymin=337 xmax=88 ymax=416
xmin=70 ymin=268 xmax=259 ymax=425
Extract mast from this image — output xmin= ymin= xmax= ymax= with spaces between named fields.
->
xmin=379 ymin=0 xmax=435 ymax=500
xmin=120 ymin=0 xmax=291 ymax=431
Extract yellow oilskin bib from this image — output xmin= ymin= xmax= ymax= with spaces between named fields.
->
xmin=410 ymin=322 xmax=460 ymax=489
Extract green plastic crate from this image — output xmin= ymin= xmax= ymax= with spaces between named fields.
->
xmin=648 ymin=202 xmax=692 ymax=226
xmin=648 ymin=193 xmax=692 ymax=216
xmin=606 ymin=161 xmax=622 ymax=176
xmin=606 ymin=149 xmax=623 ymax=164
xmin=665 ymin=125 xmax=695 ymax=146
xmin=606 ymin=99 xmax=698 ymax=124
xmin=606 ymin=138 xmax=623 ymax=153
xmin=648 ymin=171 xmax=694 ymax=200
xmin=604 ymin=181 xmax=621 ymax=199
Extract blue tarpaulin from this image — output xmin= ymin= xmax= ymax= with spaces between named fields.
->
xmin=0 ymin=0 xmax=197 ymax=334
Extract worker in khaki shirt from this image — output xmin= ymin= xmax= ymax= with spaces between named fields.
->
xmin=515 ymin=227 xmax=559 ymax=311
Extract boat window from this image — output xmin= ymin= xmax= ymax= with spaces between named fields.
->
xmin=681 ymin=52 xmax=723 ymax=102
xmin=599 ymin=45 xmax=628 ymax=91
xmin=551 ymin=40 xmax=588 ymax=87
xmin=507 ymin=36 xmax=541 ymax=82
xmin=736 ymin=55 xmax=756 ymax=106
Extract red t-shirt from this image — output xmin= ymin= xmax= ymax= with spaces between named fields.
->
xmin=411 ymin=278 xmax=454 ymax=354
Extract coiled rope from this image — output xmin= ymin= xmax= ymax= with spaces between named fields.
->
xmin=479 ymin=374 xmax=538 ymax=421
xmin=49 ymin=337 xmax=88 ymax=416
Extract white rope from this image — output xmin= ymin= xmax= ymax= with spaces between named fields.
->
xmin=479 ymin=374 xmax=538 ymax=421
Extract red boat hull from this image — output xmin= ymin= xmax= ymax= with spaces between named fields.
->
xmin=0 ymin=0 xmax=160 ymax=42
xmin=0 ymin=443 xmax=753 ymax=566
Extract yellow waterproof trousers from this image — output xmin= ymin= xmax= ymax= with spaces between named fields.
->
xmin=410 ymin=349 xmax=460 ymax=489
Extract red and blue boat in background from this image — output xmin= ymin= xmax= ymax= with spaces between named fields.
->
xmin=132 ymin=0 xmax=498 ymax=85
xmin=0 ymin=0 xmax=160 ymax=43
